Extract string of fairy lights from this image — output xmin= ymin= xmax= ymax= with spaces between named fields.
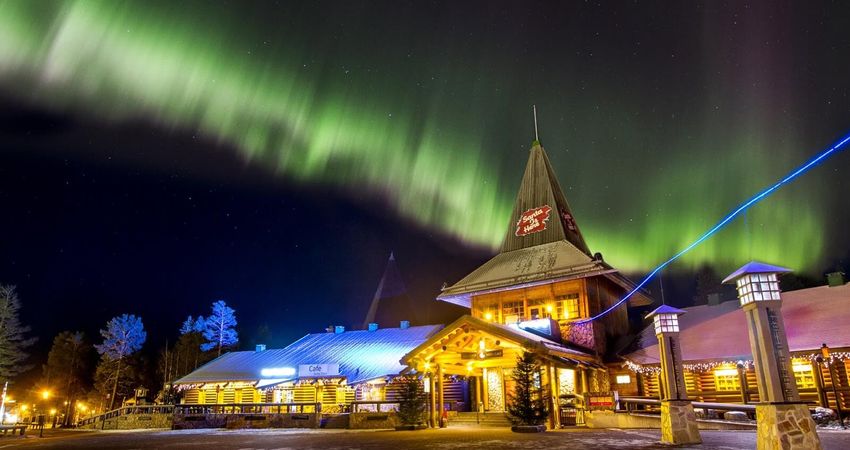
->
xmin=624 ymin=352 xmax=850 ymax=376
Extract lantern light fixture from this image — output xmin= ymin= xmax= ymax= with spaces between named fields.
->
xmin=722 ymin=261 xmax=791 ymax=307
xmin=645 ymin=305 xmax=686 ymax=335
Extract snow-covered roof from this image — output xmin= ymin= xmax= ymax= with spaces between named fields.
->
xmin=624 ymin=282 xmax=850 ymax=365
xmin=174 ymin=324 xmax=443 ymax=386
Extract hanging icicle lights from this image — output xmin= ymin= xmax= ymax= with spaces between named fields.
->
xmin=578 ymin=131 xmax=850 ymax=324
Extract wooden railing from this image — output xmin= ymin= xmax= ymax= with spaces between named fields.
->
xmin=347 ymin=401 xmax=400 ymax=413
xmin=173 ymin=402 xmax=321 ymax=415
xmin=77 ymin=405 xmax=174 ymax=427
xmin=619 ymin=396 xmax=756 ymax=414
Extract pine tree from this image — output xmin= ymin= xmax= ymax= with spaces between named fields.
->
xmin=201 ymin=300 xmax=238 ymax=357
xmin=507 ymin=351 xmax=549 ymax=426
xmin=0 ymin=285 xmax=36 ymax=380
xmin=180 ymin=315 xmax=205 ymax=335
xmin=95 ymin=314 xmax=146 ymax=410
xmin=395 ymin=375 xmax=426 ymax=426
xmin=44 ymin=331 xmax=91 ymax=425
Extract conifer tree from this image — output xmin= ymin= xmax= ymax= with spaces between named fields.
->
xmin=507 ymin=351 xmax=549 ymax=426
xmin=44 ymin=331 xmax=91 ymax=425
xmin=201 ymin=300 xmax=238 ymax=356
xmin=95 ymin=314 xmax=146 ymax=410
xmin=395 ymin=375 xmax=427 ymax=426
xmin=0 ymin=285 xmax=35 ymax=380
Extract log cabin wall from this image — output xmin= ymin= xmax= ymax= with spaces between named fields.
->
xmin=633 ymin=360 xmax=850 ymax=409
xmin=586 ymin=277 xmax=631 ymax=356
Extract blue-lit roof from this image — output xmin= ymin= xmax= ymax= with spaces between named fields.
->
xmin=174 ymin=325 xmax=443 ymax=386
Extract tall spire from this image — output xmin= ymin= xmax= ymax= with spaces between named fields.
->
xmin=362 ymin=252 xmax=413 ymax=329
xmin=533 ymin=104 xmax=540 ymax=145
xmin=500 ymin=137 xmax=592 ymax=256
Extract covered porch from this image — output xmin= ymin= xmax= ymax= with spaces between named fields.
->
xmin=402 ymin=315 xmax=605 ymax=428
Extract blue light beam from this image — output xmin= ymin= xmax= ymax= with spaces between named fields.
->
xmin=577 ymin=131 xmax=850 ymax=324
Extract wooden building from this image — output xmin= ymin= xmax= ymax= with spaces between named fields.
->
xmin=404 ymin=139 xmax=652 ymax=427
xmin=173 ymin=323 xmax=443 ymax=413
xmin=621 ymin=280 xmax=850 ymax=410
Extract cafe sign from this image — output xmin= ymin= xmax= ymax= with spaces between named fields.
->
xmin=298 ymin=363 xmax=340 ymax=377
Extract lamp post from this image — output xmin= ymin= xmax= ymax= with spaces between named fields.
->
xmin=645 ymin=305 xmax=701 ymax=445
xmin=821 ymin=344 xmax=845 ymax=428
xmin=724 ymin=262 xmax=821 ymax=450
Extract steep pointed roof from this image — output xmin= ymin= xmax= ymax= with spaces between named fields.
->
xmin=438 ymin=140 xmax=651 ymax=308
xmin=362 ymin=252 xmax=415 ymax=329
xmin=501 ymin=142 xmax=592 ymax=255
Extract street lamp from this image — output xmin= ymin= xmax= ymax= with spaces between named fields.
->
xmin=645 ymin=304 xmax=701 ymax=445
xmin=41 ymin=390 xmax=50 ymax=400
xmin=724 ymin=261 xmax=821 ymax=450
xmin=821 ymin=343 xmax=845 ymax=428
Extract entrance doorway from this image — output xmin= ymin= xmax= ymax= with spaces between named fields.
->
xmin=484 ymin=367 xmax=505 ymax=411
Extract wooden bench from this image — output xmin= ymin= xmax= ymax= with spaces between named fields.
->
xmin=0 ymin=424 xmax=26 ymax=436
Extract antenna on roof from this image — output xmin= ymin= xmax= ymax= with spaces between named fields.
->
xmin=532 ymin=105 xmax=540 ymax=144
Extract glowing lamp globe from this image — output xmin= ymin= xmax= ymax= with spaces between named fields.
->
xmin=646 ymin=305 xmax=686 ymax=335
xmin=722 ymin=261 xmax=791 ymax=307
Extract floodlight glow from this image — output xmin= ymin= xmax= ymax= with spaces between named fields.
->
xmin=260 ymin=367 xmax=296 ymax=377
xmin=579 ymin=131 xmax=850 ymax=324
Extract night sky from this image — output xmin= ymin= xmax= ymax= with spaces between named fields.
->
xmin=1 ymin=1 xmax=850 ymax=369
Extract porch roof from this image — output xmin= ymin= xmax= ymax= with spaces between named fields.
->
xmin=401 ymin=315 xmax=599 ymax=368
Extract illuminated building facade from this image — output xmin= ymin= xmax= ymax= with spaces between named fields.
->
xmin=403 ymin=139 xmax=652 ymax=427
xmin=173 ymin=323 xmax=442 ymax=412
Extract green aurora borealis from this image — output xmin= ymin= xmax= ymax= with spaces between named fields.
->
xmin=1 ymin=0 xmax=848 ymax=274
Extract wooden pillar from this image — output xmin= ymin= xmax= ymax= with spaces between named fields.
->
xmin=429 ymin=374 xmax=437 ymax=428
xmin=437 ymin=365 xmax=445 ymax=427
xmin=477 ymin=375 xmax=484 ymax=412
xmin=813 ymin=361 xmax=828 ymax=408
xmin=580 ymin=368 xmax=588 ymax=394
xmin=548 ymin=363 xmax=560 ymax=429
xmin=316 ymin=383 xmax=324 ymax=412
xmin=482 ymin=369 xmax=489 ymax=411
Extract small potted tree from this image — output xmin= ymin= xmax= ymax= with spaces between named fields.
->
xmin=507 ymin=351 xmax=549 ymax=432
xmin=395 ymin=375 xmax=428 ymax=430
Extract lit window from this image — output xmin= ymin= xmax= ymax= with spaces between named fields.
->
xmin=615 ymin=374 xmax=631 ymax=384
xmin=792 ymin=360 xmax=816 ymax=389
xmin=555 ymin=294 xmax=580 ymax=320
xmin=714 ymin=367 xmax=741 ymax=391
xmin=502 ymin=300 xmax=524 ymax=323
xmin=477 ymin=301 xmax=498 ymax=321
